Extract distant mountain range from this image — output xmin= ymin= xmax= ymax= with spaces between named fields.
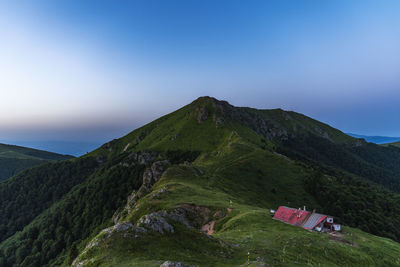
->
xmin=0 ymin=143 xmax=73 ymax=181
xmin=347 ymin=133 xmax=400 ymax=144
xmin=0 ymin=140 xmax=101 ymax=157
xmin=2 ymin=97 xmax=400 ymax=266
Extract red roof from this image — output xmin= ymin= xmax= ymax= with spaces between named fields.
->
xmin=273 ymin=206 xmax=311 ymax=226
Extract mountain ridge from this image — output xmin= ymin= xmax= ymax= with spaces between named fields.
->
xmin=1 ymin=96 xmax=400 ymax=266
xmin=0 ymin=143 xmax=73 ymax=181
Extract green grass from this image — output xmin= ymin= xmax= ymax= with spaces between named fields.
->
xmin=74 ymin=138 xmax=400 ymax=266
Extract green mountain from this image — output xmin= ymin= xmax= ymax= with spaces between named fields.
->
xmin=0 ymin=143 xmax=73 ymax=181
xmin=1 ymin=97 xmax=400 ymax=266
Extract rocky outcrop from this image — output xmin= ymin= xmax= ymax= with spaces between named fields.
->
xmin=160 ymin=261 xmax=195 ymax=267
xmin=100 ymin=222 xmax=146 ymax=238
xmin=113 ymin=158 xmax=170 ymax=223
xmin=137 ymin=211 xmax=174 ymax=234
xmin=123 ymin=160 xmax=170 ymax=214
xmin=143 ymin=160 xmax=170 ymax=186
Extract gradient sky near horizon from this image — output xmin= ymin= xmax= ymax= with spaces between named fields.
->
xmin=1 ymin=0 xmax=400 ymax=153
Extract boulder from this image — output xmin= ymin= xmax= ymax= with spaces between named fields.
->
xmin=137 ymin=212 xmax=174 ymax=234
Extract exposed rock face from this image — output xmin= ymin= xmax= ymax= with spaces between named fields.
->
xmin=130 ymin=151 xmax=158 ymax=165
xmin=136 ymin=207 xmax=196 ymax=234
xmin=137 ymin=211 xmax=174 ymax=234
xmin=160 ymin=261 xmax=194 ymax=267
xmin=143 ymin=160 xmax=170 ymax=187
xmin=112 ymin=157 xmax=170 ymax=223
xmin=196 ymin=106 xmax=209 ymax=123
xmin=113 ymin=222 xmax=134 ymax=232
xmin=125 ymin=160 xmax=170 ymax=212
xmin=100 ymin=222 xmax=146 ymax=238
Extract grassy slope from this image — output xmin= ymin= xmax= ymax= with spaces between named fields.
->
xmin=0 ymin=143 xmax=73 ymax=181
xmin=74 ymin=137 xmax=400 ymax=266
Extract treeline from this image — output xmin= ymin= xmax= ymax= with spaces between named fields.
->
xmin=0 ymin=158 xmax=45 ymax=181
xmin=279 ymin=134 xmax=400 ymax=192
xmin=0 ymin=156 xmax=145 ymax=267
xmin=305 ymin=172 xmax=400 ymax=242
xmin=0 ymin=157 xmax=98 ymax=243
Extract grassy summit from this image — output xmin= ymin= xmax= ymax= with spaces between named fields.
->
xmin=1 ymin=97 xmax=400 ymax=266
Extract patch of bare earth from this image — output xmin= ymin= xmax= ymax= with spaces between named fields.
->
xmin=202 ymin=221 xmax=215 ymax=235
xmin=329 ymin=232 xmax=359 ymax=247
xmin=175 ymin=204 xmax=233 ymax=236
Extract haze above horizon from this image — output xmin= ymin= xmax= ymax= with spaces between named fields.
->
xmin=1 ymin=0 xmax=400 ymax=155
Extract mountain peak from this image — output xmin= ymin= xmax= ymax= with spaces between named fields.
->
xmin=192 ymin=96 xmax=227 ymax=104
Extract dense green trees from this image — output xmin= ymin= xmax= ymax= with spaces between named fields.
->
xmin=0 ymin=158 xmax=98 ymax=244
xmin=279 ymin=134 xmax=400 ymax=192
xmin=305 ymin=172 xmax=400 ymax=241
xmin=0 ymin=155 xmax=145 ymax=267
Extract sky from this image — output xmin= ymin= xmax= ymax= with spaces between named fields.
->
xmin=0 ymin=0 xmax=400 ymax=155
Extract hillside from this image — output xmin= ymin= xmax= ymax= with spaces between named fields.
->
xmin=382 ymin=141 xmax=400 ymax=148
xmin=0 ymin=143 xmax=73 ymax=181
xmin=1 ymin=97 xmax=400 ymax=266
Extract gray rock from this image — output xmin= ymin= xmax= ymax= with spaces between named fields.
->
xmin=142 ymin=168 xmax=154 ymax=186
xmin=114 ymin=222 xmax=133 ymax=232
xmin=100 ymin=221 xmax=135 ymax=238
xmin=137 ymin=211 xmax=174 ymax=234
xmin=160 ymin=261 xmax=194 ymax=267
xmin=151 ymin=160 xmax=170 ymax=182
xmin=143 ymin=160 xmax=170 ymax=187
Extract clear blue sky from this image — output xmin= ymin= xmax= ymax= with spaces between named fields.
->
xmin=1 ymin=0 xmax=400 ymax=154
